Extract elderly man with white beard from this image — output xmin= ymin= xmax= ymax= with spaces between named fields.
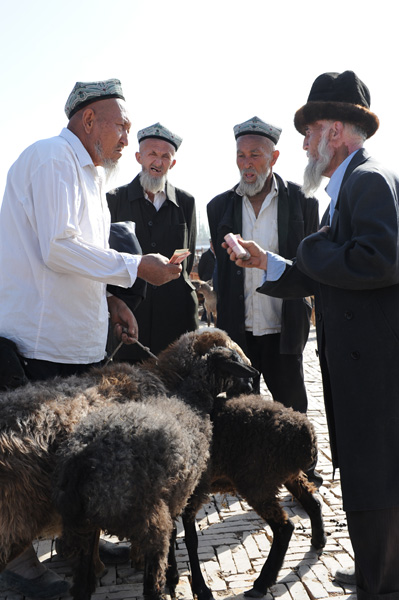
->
xmin=107 ymin=122 xmax=198 ymax=361
xmin=206 ymin=116 xmax=321 ymax=483
xmin=0 ymin=80 xmax=185 ymax=600
xmin=223 ymin=71 xmax=399 ymax=599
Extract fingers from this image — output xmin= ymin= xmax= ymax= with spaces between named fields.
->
xmin=138 ymin=254 xmax=182 ymax=285
xmin=114 ymin=323 xmax=138 ymax=345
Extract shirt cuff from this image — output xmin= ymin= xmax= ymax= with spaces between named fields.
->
xmin=262 ymin=252 xmax=291 ymax=283
xmin=120 ymin=253 xmax=142 ymax=286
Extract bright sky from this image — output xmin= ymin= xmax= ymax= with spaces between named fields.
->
xmin=1 ymin=0 xmax=397 ymax=230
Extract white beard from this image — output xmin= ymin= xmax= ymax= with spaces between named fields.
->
xmin=236 ymin=169 xmax=269 ymax=197
xmin=301 ymin=130 xmax=333 ymax=198
xmin=140 ymin=170 xmax=167 ymax=195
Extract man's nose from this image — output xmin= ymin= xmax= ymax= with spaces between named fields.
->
xmin=121 ymin=131 xmax=129 ymax=146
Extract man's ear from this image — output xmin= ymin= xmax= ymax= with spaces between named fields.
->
xmin=82 ymin=108 xmax=95 ymax=134
xmin=270 ymin=150 xmax=280 ymax=168
xmin=135 ymin=151 xmax=142 ymax=165
xmin=169 ymin=158 xmax=177 ymax=170
xmin=329 ymin=121 xmax=345 ymax=145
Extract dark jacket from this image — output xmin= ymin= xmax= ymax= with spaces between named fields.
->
xmin=107 ymin=174 xmax=198 ymax=359
xmin=259 ymin=149 xmax=399 ymax=511
xmin=207 ymin=173 xmax=319 ymax=355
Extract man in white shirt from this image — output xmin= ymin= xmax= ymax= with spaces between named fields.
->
xmin=0 ymin=79 xmax=181 ymax=599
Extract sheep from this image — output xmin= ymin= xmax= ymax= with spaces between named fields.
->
xmin=51 ymin=335 xmax=257 ymax=600
xmin=193 ymin=280 xmax=217 ymax=326
xmin=179 ymin=393 xmax=327 ymax=600
xmin=0 ymin=336 xmax=28 ymax=390
xmin=0 ymin=329 xmax=256 ymax=589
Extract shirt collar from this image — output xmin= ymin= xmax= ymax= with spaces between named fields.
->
xmin=325 ymin=149 xmax=359 ymax=202
xmin=59 ymin=127 xmax=94 ymax=169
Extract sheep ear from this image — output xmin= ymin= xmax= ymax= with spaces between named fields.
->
xmin=208 ymin=348 xmax=258 ymax=379
xmin=219 ymin=359 xmax=259 ymax=379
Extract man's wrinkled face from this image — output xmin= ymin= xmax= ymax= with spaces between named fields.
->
xmin=236 ymin=135 xmax=277 ymax=197
xmin=135 ymin=138 xmax=176 ymax=195
xmin=92 ymin=99 xmax=131 ymax=168
xmin=136 ymin=138 xmax=176 ymax=178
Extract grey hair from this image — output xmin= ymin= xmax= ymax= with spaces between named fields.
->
xmin=346 ymin=123 xmax=367 ymax=143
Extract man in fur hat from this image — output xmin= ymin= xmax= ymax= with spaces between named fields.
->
xmin=224 ymin=71 xmax=399 ymax=599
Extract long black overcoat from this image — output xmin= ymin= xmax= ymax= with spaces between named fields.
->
xmin=207 ymin=173 xmax=319 ymax=355
xmin=259 ymin=149 xmax=399 ymax=511
xmin=107 ymin=175 xmax=198 ymax=359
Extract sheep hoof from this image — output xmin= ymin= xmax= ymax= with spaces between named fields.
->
xmin=311 ymin=531 xmax=327 ymax=550
xmin=244 ymin=588 xmax=265 ymax=598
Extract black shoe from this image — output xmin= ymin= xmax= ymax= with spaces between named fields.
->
xmin=0 ymin=568 xmax=70 ymax=599
xmin=98 ymin=539 xmax=130 ymax=565
xmin=334 ymin=566 xmax=356 ymax=585
xmin=55 ymin=536 xmax=130 ymax=565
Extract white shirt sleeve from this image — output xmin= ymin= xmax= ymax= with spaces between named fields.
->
xmin=29 ymin=156 xmax=138 ymax=287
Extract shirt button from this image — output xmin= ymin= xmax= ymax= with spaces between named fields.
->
xmin=316 ymin=312 xmax=322 ymax=321
xmin=351 ymin=351 xmax=360 ymax=360
xmin=344 ymin=311 xmax=354 ymax=320
xmin=236 ymin=270 xmax=241 ymax=275
xmin=148 ymin=221 xmax=153 ymax=226
xmin=151 ymin=242 xmax=156 ymax=248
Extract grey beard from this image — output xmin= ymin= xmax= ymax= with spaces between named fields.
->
xmin=94 ymin=142 xmax=119 ymax=182
xmin=236 ymin=170 xmax=269 ymax=197
xmin=140 ymin=170 xmax=167 ymax=195
xmin=103 ymin=161 xmax=119 ymax=183
xmin=301 ymin=131 xmax=333 ymax=198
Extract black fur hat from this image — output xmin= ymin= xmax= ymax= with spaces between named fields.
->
xmin=294 ymin=71 xmax=379 ymax=139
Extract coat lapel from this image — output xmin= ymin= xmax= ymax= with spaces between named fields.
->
xmin=329 ymin=148 xmax=370 ymax=236
xmin=275 ymin=174 xmax=289 ymax=257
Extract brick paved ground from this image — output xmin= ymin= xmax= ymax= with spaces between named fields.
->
xmin=0 ymin=326 xmax=357 ymax=600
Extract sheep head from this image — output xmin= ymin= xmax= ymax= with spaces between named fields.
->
xmin=149 ymin=329 xmax=258 ymax=412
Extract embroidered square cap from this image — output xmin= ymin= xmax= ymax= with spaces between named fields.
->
xmin=137 ymin=122 xmax=182 ymax=150
xmin=65 ymin=78 xmax=125 ymax=119
xmin=233 ymin=116 xmax=282 ymax=144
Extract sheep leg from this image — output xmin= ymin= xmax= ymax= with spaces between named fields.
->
xmin=166 ymin=525 xmax=179 ymax=596
xmin=70 ymin=529 xmax=99 ymax=600
xmin=244 ymin=517 xmax=295 ymax=598
xmin=285 ymin=477 xmax=326 ymax=549
xmin=182 ymin=513 xmax=214 ymax=600
xmin=142 ymin=507 xmax=174 ymax=600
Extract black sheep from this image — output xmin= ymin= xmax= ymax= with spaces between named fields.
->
xmin=180 ymin=393 xmax=326 ymax=599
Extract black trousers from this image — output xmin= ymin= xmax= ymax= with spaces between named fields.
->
xmin=347 ymin=507 xmax=399 ymax=600
xmin=245 ymin=332 xmax=308 ymax=413
xmin=23 ymin=357 xmax=104 ymax=382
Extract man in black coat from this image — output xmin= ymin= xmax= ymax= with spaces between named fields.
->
xmin=207 ymin=117 xmax=319 ymax=416
xmin=226 ymin=72 xmax=399 ymax=598
xmin=107 ymin=123 xmax=198 ymax=361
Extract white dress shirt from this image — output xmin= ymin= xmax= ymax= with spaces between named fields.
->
xmin=241 ymin=175 xmax=283 ymax=335
xmin=143 ymin=189 xmax=166 ymax=211
xmin=0 ymin=128 xmax=139 ymax=363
